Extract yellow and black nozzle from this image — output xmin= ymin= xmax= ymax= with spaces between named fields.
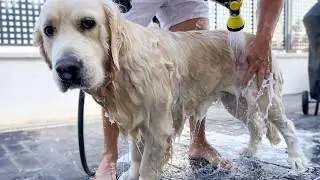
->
xmin=214 ymin=0 xmax=245 ymax=32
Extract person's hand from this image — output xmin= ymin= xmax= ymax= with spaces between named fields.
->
xmin=242 ymin=36 xmax=272 ymax=89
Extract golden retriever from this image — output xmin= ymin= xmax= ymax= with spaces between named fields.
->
xmin=34 ymin=0 xmax=307 ymax=179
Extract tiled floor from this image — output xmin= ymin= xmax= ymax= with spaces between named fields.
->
xmin=0 ymin=94 xmax=319 ymax=179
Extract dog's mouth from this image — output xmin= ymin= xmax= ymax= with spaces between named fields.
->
xmin=59 ymin=78 xmax=83 ymax=92
xmin=55 ymin=68 xmax=92 ymax=92
xmin=55 ymin=62 xmax=113 ymax=93
xmin=57 ymin=72 xmax=110 ymax=93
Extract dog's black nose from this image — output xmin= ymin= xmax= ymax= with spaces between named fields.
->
xmin=55 ymin=53 xmax=82 ymax=83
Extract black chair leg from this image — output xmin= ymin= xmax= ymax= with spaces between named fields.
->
xmin=315 ymin=100 xmax=319 ymax=116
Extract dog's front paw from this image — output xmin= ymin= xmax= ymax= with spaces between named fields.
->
xmin=239 ymin=147 xmax=256 ymax=157
xmin=118 ymin=170 xmax=139 ymax=180
xmin=287 ymin=154 xmax=308 ymax=171
xmin=118 ymin=171 xmax=129 ymax=180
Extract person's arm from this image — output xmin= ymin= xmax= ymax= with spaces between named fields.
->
xmin=243 ymin=0 xmax=284 ymax=88
xmin=256 ymin=0 xmax=284 ymax=43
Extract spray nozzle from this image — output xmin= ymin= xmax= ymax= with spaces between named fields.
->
xmin=229 ymin=0 xmax=242 ymax=12
xmin=227 ymin=0 xmax=245 ymax=32
xmin=214 ymin=0 xmax=245 ymax=32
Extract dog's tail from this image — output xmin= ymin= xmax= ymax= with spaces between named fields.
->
xmin=266 ymin=121 xmax=281 ymax=145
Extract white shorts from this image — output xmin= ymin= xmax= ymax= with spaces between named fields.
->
xmin=122 ymin=0 xmax=209 ymax=29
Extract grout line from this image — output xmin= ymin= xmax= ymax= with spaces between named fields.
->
xmin=19 ymin=141 xmax=43 ymax=166
xmin=1 ymin=144 xmax=23 ymax=172
xmin=19 ymin=142 xmax=32 ymax=153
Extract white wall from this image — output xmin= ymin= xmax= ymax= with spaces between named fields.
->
xmin=275 ymin=53 xmax=309 ymax=95
xmin=0 ymin=49 xmax=310 ymax=131
xmin=0 ymin=59 xmax=101 ymax=131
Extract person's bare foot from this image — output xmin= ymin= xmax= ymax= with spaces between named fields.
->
xmin=188 ymin=141 xmax=233 ymax=172
xmin=94 ymin=153 xmax=117 ymax=180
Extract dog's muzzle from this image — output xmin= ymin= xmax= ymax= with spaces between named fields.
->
xmin=55 ymin=52 xmax=83 ymax=89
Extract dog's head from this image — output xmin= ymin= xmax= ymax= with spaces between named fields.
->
xmin=34 ymin=0 xmax=124 ymax=92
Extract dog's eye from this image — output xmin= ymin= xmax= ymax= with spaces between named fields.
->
xmin=80 ymin=18 xmax=96 ymax=30
xmin=44 ymin=25 xmax=56 ymax=37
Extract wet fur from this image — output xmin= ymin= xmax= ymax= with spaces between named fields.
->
xmin=35 ymin=0 xmax=307 ymax=179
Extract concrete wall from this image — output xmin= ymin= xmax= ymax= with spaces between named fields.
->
xmin=0 ymin=47 xmax=310 ymax=131
xmin=0 ymin=47 xmax=102 ymax=131
xmin=0 ymin=59 xmax=101 ymax=131
xmin=276 ymin=53 xmax=309 ymax=95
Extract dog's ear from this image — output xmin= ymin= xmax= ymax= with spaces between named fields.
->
xmin=33 ymin=26 xmax=52 ymax=69
xmin=102 ymin=2 xmax=125 ymax=71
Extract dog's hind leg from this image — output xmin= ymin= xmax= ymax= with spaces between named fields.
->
xmin=267 ymin=96 xmax=307 ymax=170
xmin=220 ymin=91 xmax=248 ymax=121
xmin=220 ymin=91 xmax=262 ymax=157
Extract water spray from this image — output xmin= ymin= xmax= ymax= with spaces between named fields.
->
xmin=212 ymin=0 xmax=246 ymax=117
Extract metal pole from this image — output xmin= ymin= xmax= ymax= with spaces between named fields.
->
xmin=0 ymin=1 xmax=3 ymax=45
xmin=284 ymin=0 xmax=292 ymax=51
xmin=251 ymin=0 xmax=254 ymax=34
xmin=215 ymin=2 xmax=218 ymax=29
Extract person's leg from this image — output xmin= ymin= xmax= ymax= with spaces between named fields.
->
xmin=187 ymin=116 xmax=232 ymax=171
xmin=157 ymin=0 xmax=232 ymax=171
xmin=122 ymin=0 xmax=165 ymax=27
xmin=169 ymin=17 xmax=209 ymax=31
xmin=171 ymin=21 xmax=232 ymax=170
xmin=95 ymin=109 xmax=119 ymax=180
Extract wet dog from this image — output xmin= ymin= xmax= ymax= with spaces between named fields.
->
xmin=34 ymin=0 xmax=307 ymax=179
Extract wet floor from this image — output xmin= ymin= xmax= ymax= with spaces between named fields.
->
xmin=0 ymin=94 xmax=319 ymax=179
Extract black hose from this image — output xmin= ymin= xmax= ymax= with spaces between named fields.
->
xmin=78 ymin=90 xmax=96 ymax=177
